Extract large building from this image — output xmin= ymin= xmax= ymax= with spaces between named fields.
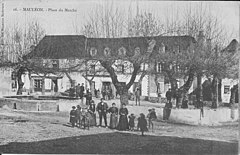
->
xmin=25 ymin=34 xmax=196 ymax=98
xmin=1 ymin=33 xmax=238 ymax=104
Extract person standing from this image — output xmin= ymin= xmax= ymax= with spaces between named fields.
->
xmin=69 ymin=106 xmax=77 ymax=127
xmin=135 ymin=87 xmax=141 ymax=106
xmin=76 ymin=83 xmax=81 ymax=98
xmin=128 ymin=113 xmax=136 ymax=131
xmin=108 ymin=103 xmax=118 ymax=129
xmin=80 ymin=83 xmax=85 ymax=104
xmin=117 ymin=103 xmax=129 ymax=131
xmin=86 ymin=91 xmax=92 ymax=105
xmin=166 ymin=88 xmax=172 ymax=104
xmin=76 ymin=105 xmax=82 ymax=128
xmin=138 ymin=113 xmax=148 ymax=136
xmin=147 ymin=108 xmax=157 ymax=132
xmin=88 ymin=100 xmax=97 ymax=126
xmin=96 ymin=98 xmax=108 ymax=128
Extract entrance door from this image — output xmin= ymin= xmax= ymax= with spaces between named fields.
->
xmin=34 ymin=79 xmax=42 ymax=92
xmin=102 ymin=82 xmax=112 ymax=99
xmin=52 ymin=79 xmax=58 ymax=92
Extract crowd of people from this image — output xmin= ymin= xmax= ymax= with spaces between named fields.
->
xmin=69 ymin=98 xmax=157 ymax=136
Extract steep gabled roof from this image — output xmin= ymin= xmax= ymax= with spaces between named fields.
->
xmin=27 ymin=35 xmax=87 ymax=59
xmin=27 ymin=35 xmax=196 ymax=59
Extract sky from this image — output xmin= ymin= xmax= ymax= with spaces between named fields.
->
xmin=1 ymin=0 xmax=239 ymax=40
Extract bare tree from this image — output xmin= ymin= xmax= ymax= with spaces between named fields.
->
xmin=81 ymin=2 xmax=125 ymax=38
xmin=3 ymin=20 xmax=45 ymax=95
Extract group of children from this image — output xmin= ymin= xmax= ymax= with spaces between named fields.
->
xmin=70 ymin=103 xmax=158 ymax=136
xmin=69 ymin=105 xmax=94 ymax=129
xmin=128 ymin=108 xmax=157 ymax=136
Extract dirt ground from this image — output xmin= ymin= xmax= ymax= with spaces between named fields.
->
xmin=0 ymin=105 xmax=238 ymax=154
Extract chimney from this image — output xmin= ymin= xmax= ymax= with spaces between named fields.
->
xmin=197 ymin=31 xmax=205 ymax=46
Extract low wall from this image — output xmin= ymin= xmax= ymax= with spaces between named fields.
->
xmin=0 ymin=98 xmax=58 ymax=112
xmin=167 ymin=108 xmax=239 ymax=125
xmin=160 ymin=108 xmax=237 ymax=126
xmin=124 ymin=106 xmax=238 ymax=126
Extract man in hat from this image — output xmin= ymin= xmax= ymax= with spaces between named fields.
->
xmin=96 ymin=98 xmax=109 ymax=128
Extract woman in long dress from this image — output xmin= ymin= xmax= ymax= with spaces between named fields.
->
xmin=117 ymin=103 xmax=129 ymax=131
xmin=108 ymin=103 xmax=118 ymax=129
xmin=88 ymin=100 xmax=96 ymax=126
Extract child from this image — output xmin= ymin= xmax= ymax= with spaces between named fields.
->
xmin=147 ymin=108 xmax=157 ymax=132
xmin=137 ymin=113 xmax=148 ymax=136
xmin=76 ymin=105 xmax=82 ymax=128
xmin=81 ymin=107 xmax=90 ymax=130
xmin=128 ymin=113 xmax=135 ymax=131
xmin=70 ymin=106 xmax=77 ymax=127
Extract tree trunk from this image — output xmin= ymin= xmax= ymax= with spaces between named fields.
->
xmin=119 ymin=88 xmax=129 ymax=106
xmin=218 ymin=79 xmax=222 ymax=102
xmin=177 ymin=67 xmax=195 ymax=106
xmin=65 ymin=72 xmax=74 ymax=87
xmin=136 ymin=71 xmax=147 ymax=88
xmin=16 ymin=67 xmax=25 ymax=95
xmin=42 ymin=75 xmax=46 ymax=95
xmin=196 ymin=74 xmax=203 ymax=108
xmin=100 ymin=60 xmax=141 ymax=107
xmin=211 ymin=76 xmax=218 ymax=108
xmin=89 ymin=80 xmax=94 ymax=95
xmin=28 ymin=70 xmax=33 ymax=94
xmin=154 ymin=73 xmax=159 ymax=97
xmin=230 ymin=84 xmax=238 ymax=106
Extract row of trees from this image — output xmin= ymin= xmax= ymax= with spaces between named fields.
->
xmin=79 ymin=2 xmax=238 ymax=107
xmin=0 ymin=2 xmax=238 ymax=108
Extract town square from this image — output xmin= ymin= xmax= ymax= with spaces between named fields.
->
xmin=0 ymin=0 xmax=239 ymax=154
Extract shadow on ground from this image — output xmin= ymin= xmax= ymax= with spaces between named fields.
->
xmin=0 ymin=132 xmax=237 ymax=154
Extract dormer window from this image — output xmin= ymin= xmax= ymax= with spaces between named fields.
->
xmin=90 ymin=47 xmax=97 ymax=56
xmin=134 ymin=47 xmax=140 ymax=56
xmin=118 ymin=47 xmax=126 ymax=56
xmin=104 ymin=47 xmax=111 ymax=57
xmin=147 ymin=39 xmax=156 ymax=53
xmin=159 ymin=43 xmax=165 ymax=54
xmin=52 ymin=60 xmax=59 ymax=69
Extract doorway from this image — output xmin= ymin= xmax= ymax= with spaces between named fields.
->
xmin=102 ymin=82 xmax=113 ymax=100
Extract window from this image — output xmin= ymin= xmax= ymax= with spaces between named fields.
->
xmin=134 ymin=47 xmax=140 ymax=56
xmin=117 ymin=64 xmax=124 ymax=74
xmin=141 ymin=63 xmax=147 ymax=71
xmin=157 ymin=62 xmax=163 ymax=73
xmin=90 ymin=47 xmax=97 ymax=56
xmin=11 ymin=71 xmax=17 ymax=80
xmin=147 ymin=39 xmax=156 ymax=53
xmin=224 ymin=85 xmax=230 ymax=94
xmin=118 ymin=47 xmax=126 ymax=56
xmin=34 ymin=79 xmax=42 ymax=91
xmin=104 ymin=47 xmax=111 ymax=57
xmin=52 ymin=60 xmax=59 ymax=69
xmin=159 ymin=43 xmax=165 ymax=54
